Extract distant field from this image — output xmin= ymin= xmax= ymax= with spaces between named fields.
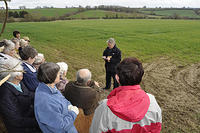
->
xmin=8 ymin=8 xmax=200 ymax=19
xmin=70 ymin=10 xmax=145 ymax=18
xmin=141 ymin=9 xmax=200 ymax=18
xmin=1 ymin=19 xmax=199 ymax=74
xmin=12 ymin=8 xmax=79 ymax=17
xmin=0 ymin=19 xmax=200 ymax=133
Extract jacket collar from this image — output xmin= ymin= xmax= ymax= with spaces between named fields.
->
xmin=107 ymin=45 xmax=117 ymax=50
xmin=4 ymin=82 xmax=28 ymax=96
xmin=40 ymin=82 xmax=58 ymax=94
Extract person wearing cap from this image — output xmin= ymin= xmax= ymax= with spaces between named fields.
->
xmin=19 ymin=39 xmax=29 ymax=48
xmin=90 ymin=57 xmax=162 ymax=133
xmin=23 ymin=36 xmax=30 ymax=44
xmin=102 ymin=38 xmax=121 ymax=90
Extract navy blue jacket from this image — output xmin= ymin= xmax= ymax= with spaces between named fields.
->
xmin=22 ymin=62 xmax=39 ymax=92
xmin=0 ymin=82 xmax=41 ymax=133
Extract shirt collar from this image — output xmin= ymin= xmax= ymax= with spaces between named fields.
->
xmin=7 ymin=81 xmax=23 ymax=92
xmin=24 ymin=62 xmax=36 ymax=72
xmin=47 ymin=84 xmax=58 ymax=94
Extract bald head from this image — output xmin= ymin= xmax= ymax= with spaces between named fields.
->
xmin=76 ymin=69 xmax=92 ymax=84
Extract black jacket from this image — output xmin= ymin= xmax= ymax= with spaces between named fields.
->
xmin=0 ymin=82 xmax=41 ymax=133
xmin=103 ymin=45 xmax=121 ymax=73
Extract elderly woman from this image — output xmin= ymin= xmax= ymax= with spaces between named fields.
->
xmin=56 ymin=62 xmax=69 ymax=92
xmin=1 ymin=39 xmax=16 ymax=58
xmin=35 ymin=62 xmax=79 ymax=133
xmin=19 ymin=45 xmax=39 ymax=92
xmin=33 ymin=53 xmax=45 ymax=70
xmin=0 ymin=55 xmax=41 ymax=133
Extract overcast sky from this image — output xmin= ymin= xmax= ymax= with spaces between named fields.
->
xmin=1 ymin=0 xmax=200 ymax=9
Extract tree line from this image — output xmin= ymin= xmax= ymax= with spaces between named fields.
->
xmin=8 ymin=10 xmax=28 ymax=18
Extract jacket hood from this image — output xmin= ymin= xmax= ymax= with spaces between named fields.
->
xmin=107 ymin=85 xmax=150 ymax=122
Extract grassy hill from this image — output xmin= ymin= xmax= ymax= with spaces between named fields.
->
xmin=0 ymin=19 xmax=200 ymax=132
xmin=140 ymin=9 xmax=200 ymax=18
xmin=69 ymin=10 xmax=146 ymax=19
xmin=7 ymin=8 xmax=200 ymax=20
xmin=12 ymin=8 xmax=79 ymax=17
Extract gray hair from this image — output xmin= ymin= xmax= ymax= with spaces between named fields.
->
xmin=56 ymin=62 xmax=68 ymax=75
xmin=0 ymin=53 xmax=23 ymax=82
xmin=107 ymin=38 xmax=115 ymax=45
xmin=3 ymin=40 xmax=15 ymax=54
xmin=33 ymin=53 xmax=44 ymax=65
xmin=76 ymin=69 xmax=91 ymax=84
xmin=11 ymin=38 xmax=20 ymax=44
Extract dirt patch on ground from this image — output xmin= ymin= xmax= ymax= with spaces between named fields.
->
xmin=141 ymin=57 xmax=200 ymax=132
xmin=98 ymin=57 xmax=200 ymax=133
xmin=0 ymin=57 xmax=199 ymax=133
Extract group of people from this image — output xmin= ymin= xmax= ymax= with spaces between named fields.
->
xmin=0 ymin=31 xmax=162 ymax=133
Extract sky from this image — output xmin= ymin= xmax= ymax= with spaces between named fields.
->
xmin=0 ymin=0 xmax=200 ymax=9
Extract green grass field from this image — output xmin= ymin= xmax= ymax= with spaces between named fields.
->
xmin=141 ymin=9 xmax=200 ymax=18
xmin=0 ymin=19 xmax=200 ymax=132
xmin=1 ymin=19 xmax=200 ymax=78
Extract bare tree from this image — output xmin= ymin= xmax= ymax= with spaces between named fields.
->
xmin=0 ymin=0 xmax=11 ymax=86
xmin=0 ymin=0 xmax=11 ymax=37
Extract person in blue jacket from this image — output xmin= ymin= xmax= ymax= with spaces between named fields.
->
xmin=19 ymin=45 xmax=39 ymax=92
xmin=34 ymin=62 xmax=79 ymax=133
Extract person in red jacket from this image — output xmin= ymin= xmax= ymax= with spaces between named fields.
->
xmin=90 ymin=57 xmax=162 ymax=133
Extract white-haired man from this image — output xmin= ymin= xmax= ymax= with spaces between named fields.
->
xmin=64 ymin=69 xmax=99 ymax=115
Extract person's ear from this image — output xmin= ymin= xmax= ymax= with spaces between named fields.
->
xmin=86 ymin=80 xmax=91 ymax=86
xmin=15 ymin=74 xmax=23 ymax=81
xmin=115 ymin=74 xmax=120 ymax=84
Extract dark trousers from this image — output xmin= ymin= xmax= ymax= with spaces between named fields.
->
xmin=105 ymin=71 xmax=119 ymax=89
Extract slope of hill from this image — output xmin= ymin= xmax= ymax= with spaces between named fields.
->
xmin=69 ymin=10 xmax=146 ymax=19
xmin=12 ymin=8 xmax=79 ymax=17
xmin=140 ymin=9 xmax=200 ymax=18
xmin=6 ymin=8 xmax=200 ymax=20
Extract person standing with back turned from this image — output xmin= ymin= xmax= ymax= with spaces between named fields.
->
xmin=102 ymin=38 xmax=121 ymax=90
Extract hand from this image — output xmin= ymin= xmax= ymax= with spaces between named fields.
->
xmin=68 ymin=105 xmax=73 ymax=110
xmin=71 ymin=106 xmax=79 ymax=115
xmin=94 ymin=81 xmax=100 ymax=87
xmin=68 ymin=105 xmax=79 ymax=115
xmin=102 ymin=56 xmax=106 ymax=59
xmin=107 ymin=56 xmax=111 ymax=62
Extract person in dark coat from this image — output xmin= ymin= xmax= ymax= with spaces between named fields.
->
xmin=19 ymin=45 xmax=39 ymax=92
xmin=0 ymin=56 xmax=41 ymax=133
xmin=64 ymin=69 xmax=99 ymax=115
xmin=102 ymin=38 xmax=121 ymax=90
